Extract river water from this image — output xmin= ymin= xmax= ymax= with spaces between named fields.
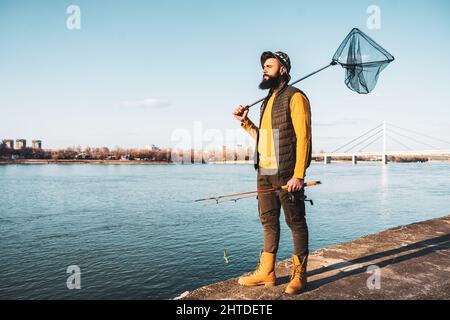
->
xmin=0 ymin=162 xmax=449 ymax=299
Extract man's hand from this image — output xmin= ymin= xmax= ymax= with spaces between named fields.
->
xmin=233 ymin=105 xmax=249 ymax=122
xmin=286 ymin=177 xmax=304 ymax=193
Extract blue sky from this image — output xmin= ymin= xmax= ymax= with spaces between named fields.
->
xmin=1 ymin=0 xmax=450 ymax=152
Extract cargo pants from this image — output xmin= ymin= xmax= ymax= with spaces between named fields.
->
xmin=257 ymin=170 xmax=309 ymax=256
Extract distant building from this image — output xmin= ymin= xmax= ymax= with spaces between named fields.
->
xmin=32 ymin=140 xmax=42 ymax=149
xmin=15 ymin=139 xmax=26 ymax=149
xmin=2 ymin=139 xmax=14 ymax=149
xmin=121 ymin=154 xmax=133 ymax=160
xmin=75 ymin=152 xmax=91 ymax=160
xmin=145 ymin=144 xmax=160 ymax=151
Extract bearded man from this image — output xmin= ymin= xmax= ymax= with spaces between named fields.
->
xmin=232 ymin=51 xmax=312 ymax=295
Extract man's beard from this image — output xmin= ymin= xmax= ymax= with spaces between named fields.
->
xmin=259 ymin=74 xmax=282 ymax=90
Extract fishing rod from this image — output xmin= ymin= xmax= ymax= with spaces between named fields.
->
xmin=195 ymin=181 xmax=321 ymax=205
xmin=205 ymin=193 xmax=314 ymax=206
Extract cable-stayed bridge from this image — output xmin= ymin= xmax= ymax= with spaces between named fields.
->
xmin=314 ymin=121 xmax=450 ymax=164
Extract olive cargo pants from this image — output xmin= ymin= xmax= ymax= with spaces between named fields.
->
xmin=257 ymin=171 xmax=309 ymax=257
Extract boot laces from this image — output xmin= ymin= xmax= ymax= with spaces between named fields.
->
xmin=253 ymin=260 xmax=262 ymax=275
xmin=290 ymin=258 xmax=306 ymax=281
xmin=290 ymin=265 xmax=300 ymax=280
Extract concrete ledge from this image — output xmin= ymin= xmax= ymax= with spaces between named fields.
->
xmin=180 ymin=215 xmax=450 ymax=300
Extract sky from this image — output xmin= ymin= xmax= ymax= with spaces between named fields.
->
xmin=1 ymin=0 xmax=450 ymax=152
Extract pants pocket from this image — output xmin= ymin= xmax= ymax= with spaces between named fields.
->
xmin=257 ymin=191 xmax=279 ymax=216
xmin=280 ymin=190 xmax=306 ymax=226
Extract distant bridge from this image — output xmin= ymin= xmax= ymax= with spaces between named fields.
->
xmin=314 ymin=121 xmax=450 ymax=164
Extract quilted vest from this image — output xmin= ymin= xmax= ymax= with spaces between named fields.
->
xmin=254 ymin=84 xmax=312 ymax=179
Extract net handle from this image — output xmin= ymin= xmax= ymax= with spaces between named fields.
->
xmin=246 ymin=61 xmax=337 ymax=109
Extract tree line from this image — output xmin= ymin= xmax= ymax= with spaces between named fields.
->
xmin=0 ymin=143 xmax=172 ymax=162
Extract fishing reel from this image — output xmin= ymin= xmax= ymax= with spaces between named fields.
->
xmin=287 ymin=193 xmax=314 ymax=206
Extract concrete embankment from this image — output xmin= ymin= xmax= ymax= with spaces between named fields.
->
xmin=180 ymin=215 xmax=450 ymax=300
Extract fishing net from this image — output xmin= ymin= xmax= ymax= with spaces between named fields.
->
xmin=247 ymin=28 xmax=394 ymax=108
xmin=332 ymin=28 xmax=394 ymax=94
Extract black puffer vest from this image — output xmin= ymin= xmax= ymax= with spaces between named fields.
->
xmin=254 ymin=84 xmax=312 ymax=180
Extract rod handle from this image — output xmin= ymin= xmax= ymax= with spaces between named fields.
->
xmin=281 ymin=181 xmax=322 ymax=190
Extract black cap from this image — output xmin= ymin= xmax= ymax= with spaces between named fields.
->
xmin=261 ymin=51 xmax=291 ymax=74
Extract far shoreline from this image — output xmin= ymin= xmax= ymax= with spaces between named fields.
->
xmin=1 ymin=159 xmax=449 ymax=165
xmin=0 ymin=159 xmax=174 ymax=165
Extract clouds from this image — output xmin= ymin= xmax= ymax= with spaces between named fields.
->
xmin=120 ymin=98 xmax=171 ymax=109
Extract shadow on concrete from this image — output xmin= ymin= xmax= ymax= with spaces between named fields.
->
xmin=277 ymin=233 xmax=450 ymax=291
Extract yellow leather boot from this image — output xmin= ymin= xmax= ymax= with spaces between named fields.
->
xmin=285 ymin=255 xmax=308 ymax=294
xmin=238 ymin=251 xmax=276 ymax=287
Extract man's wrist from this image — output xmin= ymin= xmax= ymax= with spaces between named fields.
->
xmin=240 ymin=118 xmax=250 ymax=127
